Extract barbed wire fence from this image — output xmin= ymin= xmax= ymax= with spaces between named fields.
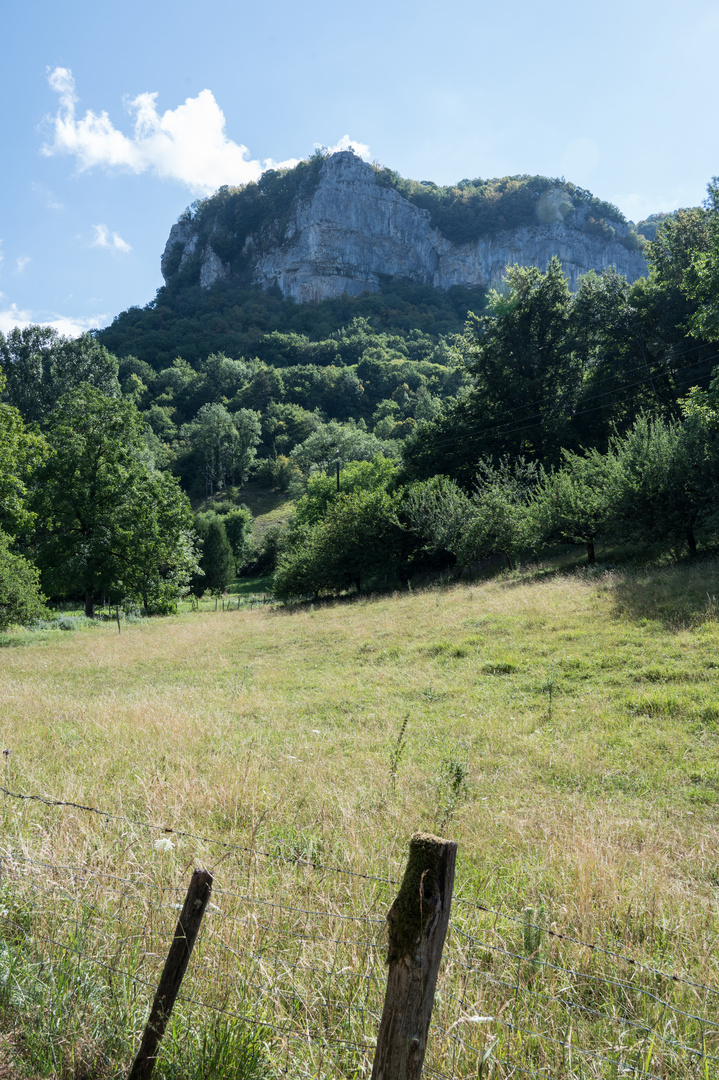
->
xmin=2 ymin=785 xmax=718 ymax=1079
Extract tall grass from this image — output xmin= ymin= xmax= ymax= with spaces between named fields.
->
xmin=2 ymin=560 xmax=719 ymax=1076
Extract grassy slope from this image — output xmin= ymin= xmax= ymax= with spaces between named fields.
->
xmin=235 ymin=480 xmax=295 ymax=539
xmin=3 ymin=561 xmax=719 ymax=1076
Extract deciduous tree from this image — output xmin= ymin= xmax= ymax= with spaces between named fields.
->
xmin=33 ymin=386 xmax=198 ymax=616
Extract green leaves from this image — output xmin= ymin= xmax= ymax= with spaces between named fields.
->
xmin=33 ymin=386 xmax=198 ymax=615
xmin=0 ymin=529 xmax=48 ymax=631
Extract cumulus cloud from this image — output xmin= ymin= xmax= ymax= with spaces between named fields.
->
xmin=91 ymin=224 xmax=132 ymax=254
xmin=14 ymin=256 xmax=31 ymax=274
xmin=316 ymin=134 xmax=372 ymax=160
xmin=43 ymin=67 xmax=300 ymax=195
xmin=0 ymin=293 xmax=109 ymax=337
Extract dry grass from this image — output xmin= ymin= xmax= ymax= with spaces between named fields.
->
xmin=3 ymin=561 xmax=719 ymax=1076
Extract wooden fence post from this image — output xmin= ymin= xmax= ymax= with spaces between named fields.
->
xmin=128 ymin=867 xmax=213 ymax=1080
xmin=371 ymin=833 xmax=457 ymax=1080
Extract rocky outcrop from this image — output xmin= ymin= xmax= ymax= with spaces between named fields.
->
xmin=162 ymin=152 xmax=647 ymax=300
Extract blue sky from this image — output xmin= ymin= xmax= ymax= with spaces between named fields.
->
xmin=1 ymin=0 xmax=717 ymax=337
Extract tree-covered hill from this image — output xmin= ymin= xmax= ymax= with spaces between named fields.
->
xmin=96 ymin=277 xmax=484 ymax=370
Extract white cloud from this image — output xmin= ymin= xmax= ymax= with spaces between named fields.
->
xmin=0 ymin=294 xmax=110 ymax=337
xmin=316 ymin=134 xmax=372 ymax=160
xmin=14 ymin=256 xmax=31 ymax=274
xmin=31 ymin=181 xmax=64 ymax=210
xmin=91 ymin=224 xmax=132 ymax=254
xmin=43 ymin=67 xmax=299 ymax=195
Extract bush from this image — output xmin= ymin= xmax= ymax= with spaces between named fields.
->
xmin=0 ymin=532 xmax=48 ymax=631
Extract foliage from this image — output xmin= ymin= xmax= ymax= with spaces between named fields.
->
xmin=404 ymin=259 xmax=578 ymax=483
xmin=290 ymin=420 xmax=398 ymax=478
xmin=97 ymin=278 xmax=482 ymax=371
xmin=273 ymin=488 xmax=403 ymax=599
xmin=403 ymin=475 xmax=472 ymax=568
xmin=682 ymin=178 xmax=719 ymax=341
xmin=221 ymin=506 xmax=255 ymax=573
xmin=293 ymin=457 xmax=401 ymax=527
xmin=534 ymin=448 xmax=625 ymax=563
xmin=32 ymin=386 xmax=198 ymax=616
xmin=0 ymin=529 xmax=48 ymax=630
xmin=0 ymin=326 xmax=119 ymax=424
xmin=458 ymin=457 xmax=539 ymax=569
xmin=192 ymin=513 xmax=235 ymax=597
xmin=186 ymin=403 xmax=261 ymax=494
xmin=0 ymin=373 xmax=46 ymax=537
xmin=372 ymin=167 xmax=633 ymax=246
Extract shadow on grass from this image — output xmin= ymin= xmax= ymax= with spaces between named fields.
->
xmin=609 ymin=557 xmax=719 ymax=629
xmin=227 ymin=574 xmax=275 ymax=597
xmin=236 ymin=482 xmax=293 ymax=521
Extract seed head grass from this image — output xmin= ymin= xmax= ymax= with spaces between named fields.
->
xmin=2 ymin=561 xmax=719 ymax=1076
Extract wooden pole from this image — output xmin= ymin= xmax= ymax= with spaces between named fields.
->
xmin=128 ymin=867 xmax=213 ymax=1080
xmin=371 ymin=833 xmax=456 ymax=1080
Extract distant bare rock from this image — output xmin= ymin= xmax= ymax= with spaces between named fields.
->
xmin=162 ymin=152 xmax=647 ymax=300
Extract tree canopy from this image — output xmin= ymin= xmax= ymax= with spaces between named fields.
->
xmin=32 ymin=386 xmax=198 ymax=615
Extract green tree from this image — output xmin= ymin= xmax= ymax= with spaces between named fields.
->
xmin=402 ymin=475 xmax=472 ymax=572
xmin=33 ymin=386 xmax=198 ymax=616
xmin=684 ymin=179 xmax=719 ymax=341
xmin=193 ymin=513 xmax=235 ymax=597
xmin=274 ymin=488 xmax=403 ymax=600
xmin=188 ymin=403 xmax=261 ymax=495
xmin=0 ymin=326 xmax=119 ymax=424
xmin=290 ymin=420 xmax=396 ymax=478
xmin=293 ymin=457 xmax=400 ymax=527
xmin=461 ymin=457 xmax=539 ymax=569
xmin=0 ymin=530 xmax=48 ymax=631
xmin=534 ymin=449 xmax=623 ymax=564
xmin=222 ymin=507 xmax=255 ymax=574
xmin=0 ymin=373 xmax=46 ymax=537
xmin=610 ymin=413 xmax=712 ymax=557
xmin=405 ymin=259 xmax=579 ymax=484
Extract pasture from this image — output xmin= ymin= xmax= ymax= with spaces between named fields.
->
xmin=2 ymin=561 xmax=719 ymax=1078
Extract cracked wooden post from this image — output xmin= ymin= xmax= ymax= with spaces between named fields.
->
xmin=371 ymin=833 xmax=457 ymax=1080
xmin=128 ymin=867 xmax=213 ymax=1080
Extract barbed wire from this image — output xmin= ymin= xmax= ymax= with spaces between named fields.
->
xmin=2 ymin=851 xmax=388 ymax=930
xmin=6 ymin=786 xmax=719 ymax=1079
xmin=453 ymin=893 xmax=719 ymax=1000
xmin=432 ymin=1012 xmax=668 ymax=1080
xmin=436 ymin=960 xmax=719 ymax=1067
xmin=5 ymin=916 xmax=382 ymax=1064
xmin=16 ymin=849 xmax=717 ymax=1074
xmin=0 ymin=785 xmax=400 ymax=885
xmin=451 ymin=926 xmax=719 ymax=1032
xmin=7 ymin=785 xmax=719 ymax=1003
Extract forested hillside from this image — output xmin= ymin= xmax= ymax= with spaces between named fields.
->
xmin=1 ymin=176 xmax=718 ymax=618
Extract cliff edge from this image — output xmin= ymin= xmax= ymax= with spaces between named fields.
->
xmin=162 ymin=152 xmax=648 ymax=301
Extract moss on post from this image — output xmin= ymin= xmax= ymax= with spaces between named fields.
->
xmin=387 ymin=832 xmax=448 ymax=963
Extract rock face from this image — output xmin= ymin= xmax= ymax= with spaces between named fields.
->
xmin=162 ymin=152 xmax=648 ymax=300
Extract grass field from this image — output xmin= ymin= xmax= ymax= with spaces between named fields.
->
xmin=2 ymin=560 xmax=719 ymax=1078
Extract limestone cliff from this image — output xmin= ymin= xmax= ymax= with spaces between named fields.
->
xmin=161 ymin=152 xmax=648 ymax=300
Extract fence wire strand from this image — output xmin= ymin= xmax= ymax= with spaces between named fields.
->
xmin=3 ymin=785 xmax=719 ymax=1079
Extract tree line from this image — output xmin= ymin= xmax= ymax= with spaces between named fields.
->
xmin=1 ymin=178 xmax=718 ymax=622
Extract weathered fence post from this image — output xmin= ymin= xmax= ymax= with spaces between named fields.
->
xmin=128 ymin=867 xmax=213 ymax=1080
xmin=371 ymin=833 xmax=457 ymax=1080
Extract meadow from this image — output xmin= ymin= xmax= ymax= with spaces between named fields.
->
xmin=2 ymin=560 xmax=719 ymax=1078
